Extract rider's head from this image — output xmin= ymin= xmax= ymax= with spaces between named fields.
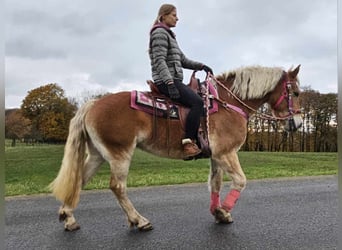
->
xmin=153 ymin=4 xmax=178 ymax=27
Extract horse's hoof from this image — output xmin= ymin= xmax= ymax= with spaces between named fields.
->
xmin=65 ymin=222 xmax=81 ymax=231
xmin=138 ymin=222 xmax=153 ymax=231
xmin=214 ymin=208 xmax=233 ymax=224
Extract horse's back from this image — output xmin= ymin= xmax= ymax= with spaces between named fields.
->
xmin=85 ymin=91 xmax=152 ymax=147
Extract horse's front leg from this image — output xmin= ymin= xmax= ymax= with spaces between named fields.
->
xmin=208 ymin=158 xmax=223 ymax=214
xmin=222 ymin=152 xmax=246 ymax=218
xmin=209 ymin=153 xmax=246 ymax=224
xmin=209 ymin=157 xmax=232 ymax=224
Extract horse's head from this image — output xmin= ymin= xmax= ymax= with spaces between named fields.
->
xmin=269 ymin=65 xmax=303 ymax=132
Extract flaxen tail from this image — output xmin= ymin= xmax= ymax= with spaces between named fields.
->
xmin=49 ymin=100 xmax=95 ymax=209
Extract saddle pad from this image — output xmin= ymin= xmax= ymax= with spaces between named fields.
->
xmin=130 ymin=91 xmax=181 ymax=119
xmin=130 ymin=82 xmax=218 ymax=119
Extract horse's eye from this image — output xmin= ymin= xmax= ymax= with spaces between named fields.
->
xmin=293 ymin=92 xmax=299 ymax=97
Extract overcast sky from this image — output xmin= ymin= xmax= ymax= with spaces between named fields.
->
xmin=5 ymin=0 xmax=337 ymax=109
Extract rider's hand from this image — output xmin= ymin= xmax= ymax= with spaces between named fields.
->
xmin=202 ymin=65 xmax=213 ymax=75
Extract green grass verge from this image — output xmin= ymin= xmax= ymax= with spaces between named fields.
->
xmin=5 ymin=144 xmax=337 ymax=196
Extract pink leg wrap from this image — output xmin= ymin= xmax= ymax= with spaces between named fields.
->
xmin=210 ymin=192 xmax=221 ymax=214
xmin=222 ymin=189 xmax=240 ymax=212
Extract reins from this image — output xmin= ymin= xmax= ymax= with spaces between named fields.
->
xmin=205 ymin=73 xmax=299 ymax=122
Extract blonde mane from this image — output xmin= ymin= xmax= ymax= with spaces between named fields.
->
xmin=218 ymin=66 xmax=284 ymax=100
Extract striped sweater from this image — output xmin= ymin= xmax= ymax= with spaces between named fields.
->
xmin=149 ymin=23 xmax=203 ymax=85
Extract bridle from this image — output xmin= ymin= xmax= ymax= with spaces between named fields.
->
xmin=271 ymin=77 xmax=301 ymax=119
xmin=205 ymin=72 xmax=301 ymax=122
xmin=270 ymin=76 xmax=302 ymax=131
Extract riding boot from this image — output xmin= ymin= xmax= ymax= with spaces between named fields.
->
xmin=182 ymin=138 xmax=201 ymax=160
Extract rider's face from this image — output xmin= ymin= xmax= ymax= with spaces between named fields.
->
xmin=162 ymin=10 xmax=178 ymax=28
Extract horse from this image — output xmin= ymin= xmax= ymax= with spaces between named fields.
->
xmin=49 ymin=65 xmax=303 ymax=231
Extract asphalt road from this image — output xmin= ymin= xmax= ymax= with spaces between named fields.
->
xmin=5 ymin=176 xmax=338 ymax=250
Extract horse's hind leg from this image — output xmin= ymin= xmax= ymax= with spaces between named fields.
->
xmin=58 ymin=142 xmax=104 ymax=231
xmin=82 ymin=141 xmax=105 ymax=185
xmin=58 ymin=205 xmax=81 ymax=231
xmin=108 ymin=152 xmax=152 ymax=231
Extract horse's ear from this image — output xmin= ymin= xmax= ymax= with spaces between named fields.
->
xmin=289 ymin=64 xmax=300 ymax=78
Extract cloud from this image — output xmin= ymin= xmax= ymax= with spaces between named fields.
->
xmin=5 ymin=0 xmax=337 ymax=108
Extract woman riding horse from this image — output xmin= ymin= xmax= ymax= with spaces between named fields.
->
xmin=149 ymin=4 xmax=213 ymax=159
xmin=49 ymin=63 xmax=302 ymax=231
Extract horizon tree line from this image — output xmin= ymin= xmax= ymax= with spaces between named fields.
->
xmin=5 ymin=83 xmax=337 ymax=152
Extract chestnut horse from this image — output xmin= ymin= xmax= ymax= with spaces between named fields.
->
xmin=49 ymin=65 xmax=303 ymax=231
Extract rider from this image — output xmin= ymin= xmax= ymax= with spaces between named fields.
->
xmin=149 ymin=4 xmax=213 ymax=159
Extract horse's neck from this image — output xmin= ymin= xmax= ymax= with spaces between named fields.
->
xmin=241 ymin=97 xmax=268 ymax=115
xmin=218 ymin=79 xmax=268 ymax=116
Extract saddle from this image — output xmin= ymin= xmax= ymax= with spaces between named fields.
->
xmin=149 ymin=73 xmax=212 ymax=158
xmin=130 ymin=72 xmax=218 ymax=158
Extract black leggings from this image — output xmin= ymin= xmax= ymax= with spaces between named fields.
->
xmin=156 ymin=81 xmax=203 ymax=140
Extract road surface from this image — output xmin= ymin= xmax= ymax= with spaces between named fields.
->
xmin=5 ymin=176 xmax=338 ymax=249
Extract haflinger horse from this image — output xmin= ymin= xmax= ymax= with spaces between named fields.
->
xmin=49 ymin=65 xmax=303 ymax=231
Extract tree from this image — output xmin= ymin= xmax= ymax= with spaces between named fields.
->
xmin=5 ymin=109 xmax=31 ymax=146
xmin=21 ymin=83 xmax=78 ymax=142
xmin=313 ymin=93 xmax=337 ymax=151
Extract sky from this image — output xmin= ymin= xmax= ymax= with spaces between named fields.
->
xmin=5 ymin=0 xmax=338 ymax=109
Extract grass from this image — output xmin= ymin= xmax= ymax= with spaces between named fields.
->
xmin=4 ymin=143 xmax=337 ymax=196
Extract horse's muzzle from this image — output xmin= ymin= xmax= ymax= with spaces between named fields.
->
xmin=284 ymin=114 xmax=303 ymax=132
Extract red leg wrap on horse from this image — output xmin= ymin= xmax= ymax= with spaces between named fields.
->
xmin=210 ymin=192 xmax=221 ymax=214
xmin=222 ymin=189 xmax=240 ymax=212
